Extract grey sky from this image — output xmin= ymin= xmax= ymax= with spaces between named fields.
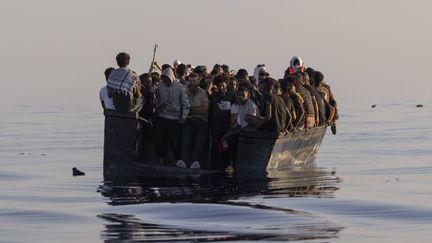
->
xmin=1 ymin=0 xmax=431 ymax=106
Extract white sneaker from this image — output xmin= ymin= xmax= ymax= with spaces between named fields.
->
xmin=176 ymin=160 xmax=187 ymax=168
xmin=190 ymin=161 xmax=200 ymax=169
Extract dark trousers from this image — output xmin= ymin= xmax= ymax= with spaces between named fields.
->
xmin=154 ymin=117 xmax=181 ymax=163
xmin=210 ymin=124 xmax=230 ymax=170
xmin=181 ymin=118 xmax=208 ymax=166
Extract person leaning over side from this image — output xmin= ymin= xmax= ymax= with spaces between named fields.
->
xmin=180 ymin=73 xmax=209 ymax=169
xmin=154 ymin=68 xmax=190 ymax=166
xmin=313 ymin=71 xmax=338 ymax=134
xmin=107 ymin=52 xmax=143 ymax=112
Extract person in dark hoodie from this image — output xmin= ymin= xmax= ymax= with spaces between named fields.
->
xmin=154 ymin=68 xmax=190 ymax=167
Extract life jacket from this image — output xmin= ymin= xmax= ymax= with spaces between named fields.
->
xmin=288 ymin=67 xmax=295 ymax=75
xmin=288 ymin=66 xmax=305 ymax=75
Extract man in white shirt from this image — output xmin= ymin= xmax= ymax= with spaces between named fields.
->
xmin=99 ymin=67 xmax=115 ymax=110
xmin=230 ymin=87 xmax=258 ymax=128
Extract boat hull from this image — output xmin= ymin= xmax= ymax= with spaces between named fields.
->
xmin=235 ymin=127 xmax=326 ymax=178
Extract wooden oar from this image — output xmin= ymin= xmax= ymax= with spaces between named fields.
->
xmin=148 ymin=43 xmax=158 ymax=73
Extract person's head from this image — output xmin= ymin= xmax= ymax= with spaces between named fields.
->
xmin=187 ymin=73 xmax=200 ymax=91
xmin=313 ymin=71 xmax=324 ymax=86
xmin=213 ymin=74 xmax=229 ymax=95
xmin=116 ymin=52 xmax=130 ymax=68
xmin=221 ymin=64 xmax=230 ymax=75
xmin=139 ymin=73 xmax=152 ymax=88
xmin=176 ymin=63 xmax=188 ymax=79
xmin=259 ymin=70 xmax=269 ymax=82
xmin=236 ymin=87 xmax=250 ymax=105
xmin=235 ymin=69 xmax=249 ymax=81
xmin=104 ymin=67 xmax=115 ymax=82
xmin=305 ymin=67 xmax=315 ymax=77
xmin=193 ymin=65 xmax=208 ymax=78
xmin=173 ymin=60 xmax=182 ymax=69
xmin=284 ymin=76 xmax=300 ymax=93
xmin=213 ymin=64 xmax=222 ymax=73
xmin=161 ymin=68 xmax=175 ymax=87
xmin=161 ymin=64 xmax=172 ymax=71
xmin=290 ymin=56 xmax=304 ymax=73
xmin=228 ymin=78 xmax=238 ymax=93
xmin=262 ymin=77 xmax=278 ymax=94
xmin=150 ymin=72 xmax=160 ymax=86
xmin=285 ymin=80 xmax=296 ymax=94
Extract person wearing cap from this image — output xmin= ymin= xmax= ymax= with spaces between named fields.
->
xmin=154 ymin=68 xmax=190 ymax=167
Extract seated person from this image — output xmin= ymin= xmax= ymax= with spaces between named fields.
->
xmin=230 ymin=87 xmax=259 ymax=128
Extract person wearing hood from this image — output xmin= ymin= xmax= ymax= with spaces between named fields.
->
xmin=154 ymin=68 xmax=190 ymax=167
xmin=253 ymin=64 xmax=266 ymax=85
xmin=284 ymin=56 xmax=305 ymax=77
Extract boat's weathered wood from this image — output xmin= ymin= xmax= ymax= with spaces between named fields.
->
xmin=235 ymin=127 xmax=326 ymax=178
xmin=103 ymin=110 xmax=327 ymax=177
xmin=103 ymin=110 xmax=141 ymax=166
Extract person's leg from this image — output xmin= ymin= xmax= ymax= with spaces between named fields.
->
xmin=181 ymin=119 xmax=194 ymax=165
xmin=168 ymin=119 xmax=181 ymax=162
xmin=191 ymin=120 xmax=208 ymax=164
xmin=154 ymin=117 xmax=167 ymax=164
xmin=209 ymin=126 xmax=220 ymax=170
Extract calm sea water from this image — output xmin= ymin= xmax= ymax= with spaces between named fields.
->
xmin=1 ymin=101 xmax=431 ymax=242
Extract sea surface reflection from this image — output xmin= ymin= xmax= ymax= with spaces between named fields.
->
xmin=97 ymin=162 xmax=342 ymax=241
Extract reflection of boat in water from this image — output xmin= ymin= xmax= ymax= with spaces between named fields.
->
xmin=103 ymin=110 xmax=326 ymax=175
xmin=100 ymin=160 xmax=340 ymax=205
xmin=98 ymin=162 xmax=342 ymax=241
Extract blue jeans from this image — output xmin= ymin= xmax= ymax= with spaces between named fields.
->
xmin=181 ymin=118 xmax=208 ymax=166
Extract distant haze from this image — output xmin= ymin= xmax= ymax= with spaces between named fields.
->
xmin=1 ymin=0 xmax=431 ymax=106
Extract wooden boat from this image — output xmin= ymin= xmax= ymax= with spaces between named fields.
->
xmin=103 ymin=110 xmax=326 ymax=178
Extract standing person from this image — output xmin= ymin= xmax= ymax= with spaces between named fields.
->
xmin=107 ymin=52 xmax=143 ymax=112
xmin=208 ymin=75 xmax=234 ymax=170
xmin=154 ymin=68 xmax=190 ymax=166
xmin=99 ymin=67 xmax=115 ymax=110
xmin=138 ymin=73 xmax=156 ymax=120
xmin=181 ymin=73 xmax=209 ymax=169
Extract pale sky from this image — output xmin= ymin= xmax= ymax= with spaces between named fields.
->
xmin=1 ymin=0 xmax=431 ymax=106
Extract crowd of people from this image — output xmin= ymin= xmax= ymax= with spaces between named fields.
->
xmin=99 ymin=52 xmax=338 ymax=171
